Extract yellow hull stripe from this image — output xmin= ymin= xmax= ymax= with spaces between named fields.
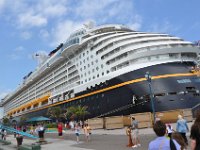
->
xmin=8 ymin=72 xmax=197 ymax=116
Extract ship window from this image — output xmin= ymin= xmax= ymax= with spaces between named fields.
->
xmin=80 ymin=61 xmax=82 ymax=65
xmin=85 ymin=79 xmax=87 ymax=82
xmin=83 ymin=53 xmax=85 ymax=56
xmin=97 ymin=74 xmax=99 ymax=77
xmin=102 ymin=72 xmax=104 ymax=76
xmin=107 ymin=70 xmax=109 ymax=74
xmin=84 ymin=66 xmax=86 ymax=69
xmin=91 ymin=62 xmax=94 ymax=65
xmin=88 ymin=64 xmax=90 ymax=67
xmin=92 ymin=69 xmax=95 ymax=72
xmin=96 ymin=67 xmax=99 ymax=70
xmin=169 ymin=99 xmax=175 ymax=101
xmin=177 ymin=79 xmax=191 ymax=83
xmin=91 ymin=55 xmax=93 ymax=58
xmin=168 ymin=92 xmax=177 ymax=95
xmin=154 ymin=93 xmax=165 ymax=97
xmin=93 ymin=76 xmax=95 ymax=79
xmin=87 ymin=57 xmax=89 ymax=60
xmin=101 ymin=64 xmax=103 ymax=68
xmin=193 ymin=78 xmax=200 ymax=82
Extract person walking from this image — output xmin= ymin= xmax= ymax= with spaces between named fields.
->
xmin=172 ymin=132 xmax=187 ymax=150
xmin=176 ymin=115 xmax=189 ymax=145
xmin=57 ymin=122 xmax=63 ymax=137
xmin=148 ymin=120 xmax=181 ymax=150
xmin=190 ymin=113 xmax=200 ymax=150
xmin=1 ymin=129 xmax=7 ymax=140
xmin=131 ymin=117 xmax=141 ymax=148
xmin=74 ymin=123 xmax=81 ymax=143
xmin=83 ymin=123 xmax=91 ymax=142
xmin=166 ymin=123 xmax=174 ymax=138
xmin=125 ymin=126 xmax=134 ymax=147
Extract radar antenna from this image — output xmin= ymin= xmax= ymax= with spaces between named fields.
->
xmin=32 ymin=51 xmax=48 ymax=66
xmin=83 ymin=21 xmax=95 ymax=29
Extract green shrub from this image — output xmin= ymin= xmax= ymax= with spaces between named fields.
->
xmin=45 ymin=123 xmax=57 ymax=128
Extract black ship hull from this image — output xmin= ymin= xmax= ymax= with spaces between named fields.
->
xmin=15 ymin=62 xmax=200 ymax=121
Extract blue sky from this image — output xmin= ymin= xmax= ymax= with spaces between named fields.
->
xmin=0 ymin=0 xmax=199 ymax=100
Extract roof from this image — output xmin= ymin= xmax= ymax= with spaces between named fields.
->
xmin=26 ymin=116 xmax=51 ymax=122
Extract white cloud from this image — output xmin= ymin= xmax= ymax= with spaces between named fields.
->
xmin=38 ymin=2 xmax=67 ymax=17
xmin=50 ymin=20 xmax=84 ymax=47
xmin=149 ymin=20 xmax=179 ymax=34
xmin=39 ymin=29 xmax=50 ymax=39
xmin=0 ymin=90 xmax=11 ymax=100
xmin=18 ymin=12 xmax=47 ymax=28
xmin=75 ymin=0 xmax=114 ymax=18
xmin=9 ymin=46 xmax=25 ymax=60
xmin=21 ymin=31 xmax=32 ymax=40
xmin=0 ymin=0 xmax=5 ymax=12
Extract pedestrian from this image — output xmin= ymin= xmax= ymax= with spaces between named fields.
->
xmin=30 ymin=125 xmax=34 ymax=134
xmin=1 ymin=129 xmax=7 ymax=140
xmin=13 ymin=125 xmax=17 ymax=138
xmin=69 ymin=121 xmax=75 ymax=130
xmin=166 ymin=123 xmax=174 ymax=138
xmin=148 ymin=120 xmax=181 ymax=150
xmin=172 ymin=132 xmax=187 ymax=150
xmin=74 ymin=123 xmax=81 ymax=143
xmin=131 ymin=117 xmax=141 ymax=148
xmin=57 ymin=122 xmax=63 ymax=137
xmin=83 ymin=123 xmax=91 ymax=142
xmin=125 ymin=126 xmax=134 ymax=147
xmin=190 ymin=113 xmax=200 ymax=150
xmin=176 ymin=115 xmax=189 ymax=145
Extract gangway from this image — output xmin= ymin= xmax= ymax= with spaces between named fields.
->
xmin=0 ymin=124 xmax=38 ymax=139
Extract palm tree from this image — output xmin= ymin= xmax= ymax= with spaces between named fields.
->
xmin=19 ymin=116 xmax=27 ymax=126
xmin=2 ymin=117 xmax=10 ymax=125
xmin=65 ymin=105 xmax=89 ymax=122
xmin=47 ymin=106 xmax=64 ymax=122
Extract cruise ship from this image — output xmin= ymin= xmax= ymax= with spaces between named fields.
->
xmin=1 ymin=23 xmax=200 ymax=121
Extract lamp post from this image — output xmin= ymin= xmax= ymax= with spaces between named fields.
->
xmin=145 ymin=71 xmax=156 ymax=124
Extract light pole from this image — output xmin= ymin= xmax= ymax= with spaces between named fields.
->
xmin=145 ymin=71 xmax=156 ymax=124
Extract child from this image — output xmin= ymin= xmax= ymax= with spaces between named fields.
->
xmin=74 ymin=123 xmax=81 ymax=143
xmin=126 ymin=126 xmax=134 ymax=147
xmin=83 ymin=124 xmax=92 ymax=142
xmin=166 ymin=124 xmax=174 ymax=138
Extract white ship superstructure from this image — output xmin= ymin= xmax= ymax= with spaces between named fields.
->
xmin=2 ymin=24 xmax=200 ymax=119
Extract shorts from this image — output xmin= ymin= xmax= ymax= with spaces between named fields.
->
xmin=76 ymin=133 xmax=80 ymax=136
xmin=132 ymin=129 xmax=139 ymax=138
xmin=58 ymin=132 xmax=63 ymax=136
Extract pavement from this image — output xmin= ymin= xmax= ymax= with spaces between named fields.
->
xmin=0 ymin=122 xmax=193 ymax=150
